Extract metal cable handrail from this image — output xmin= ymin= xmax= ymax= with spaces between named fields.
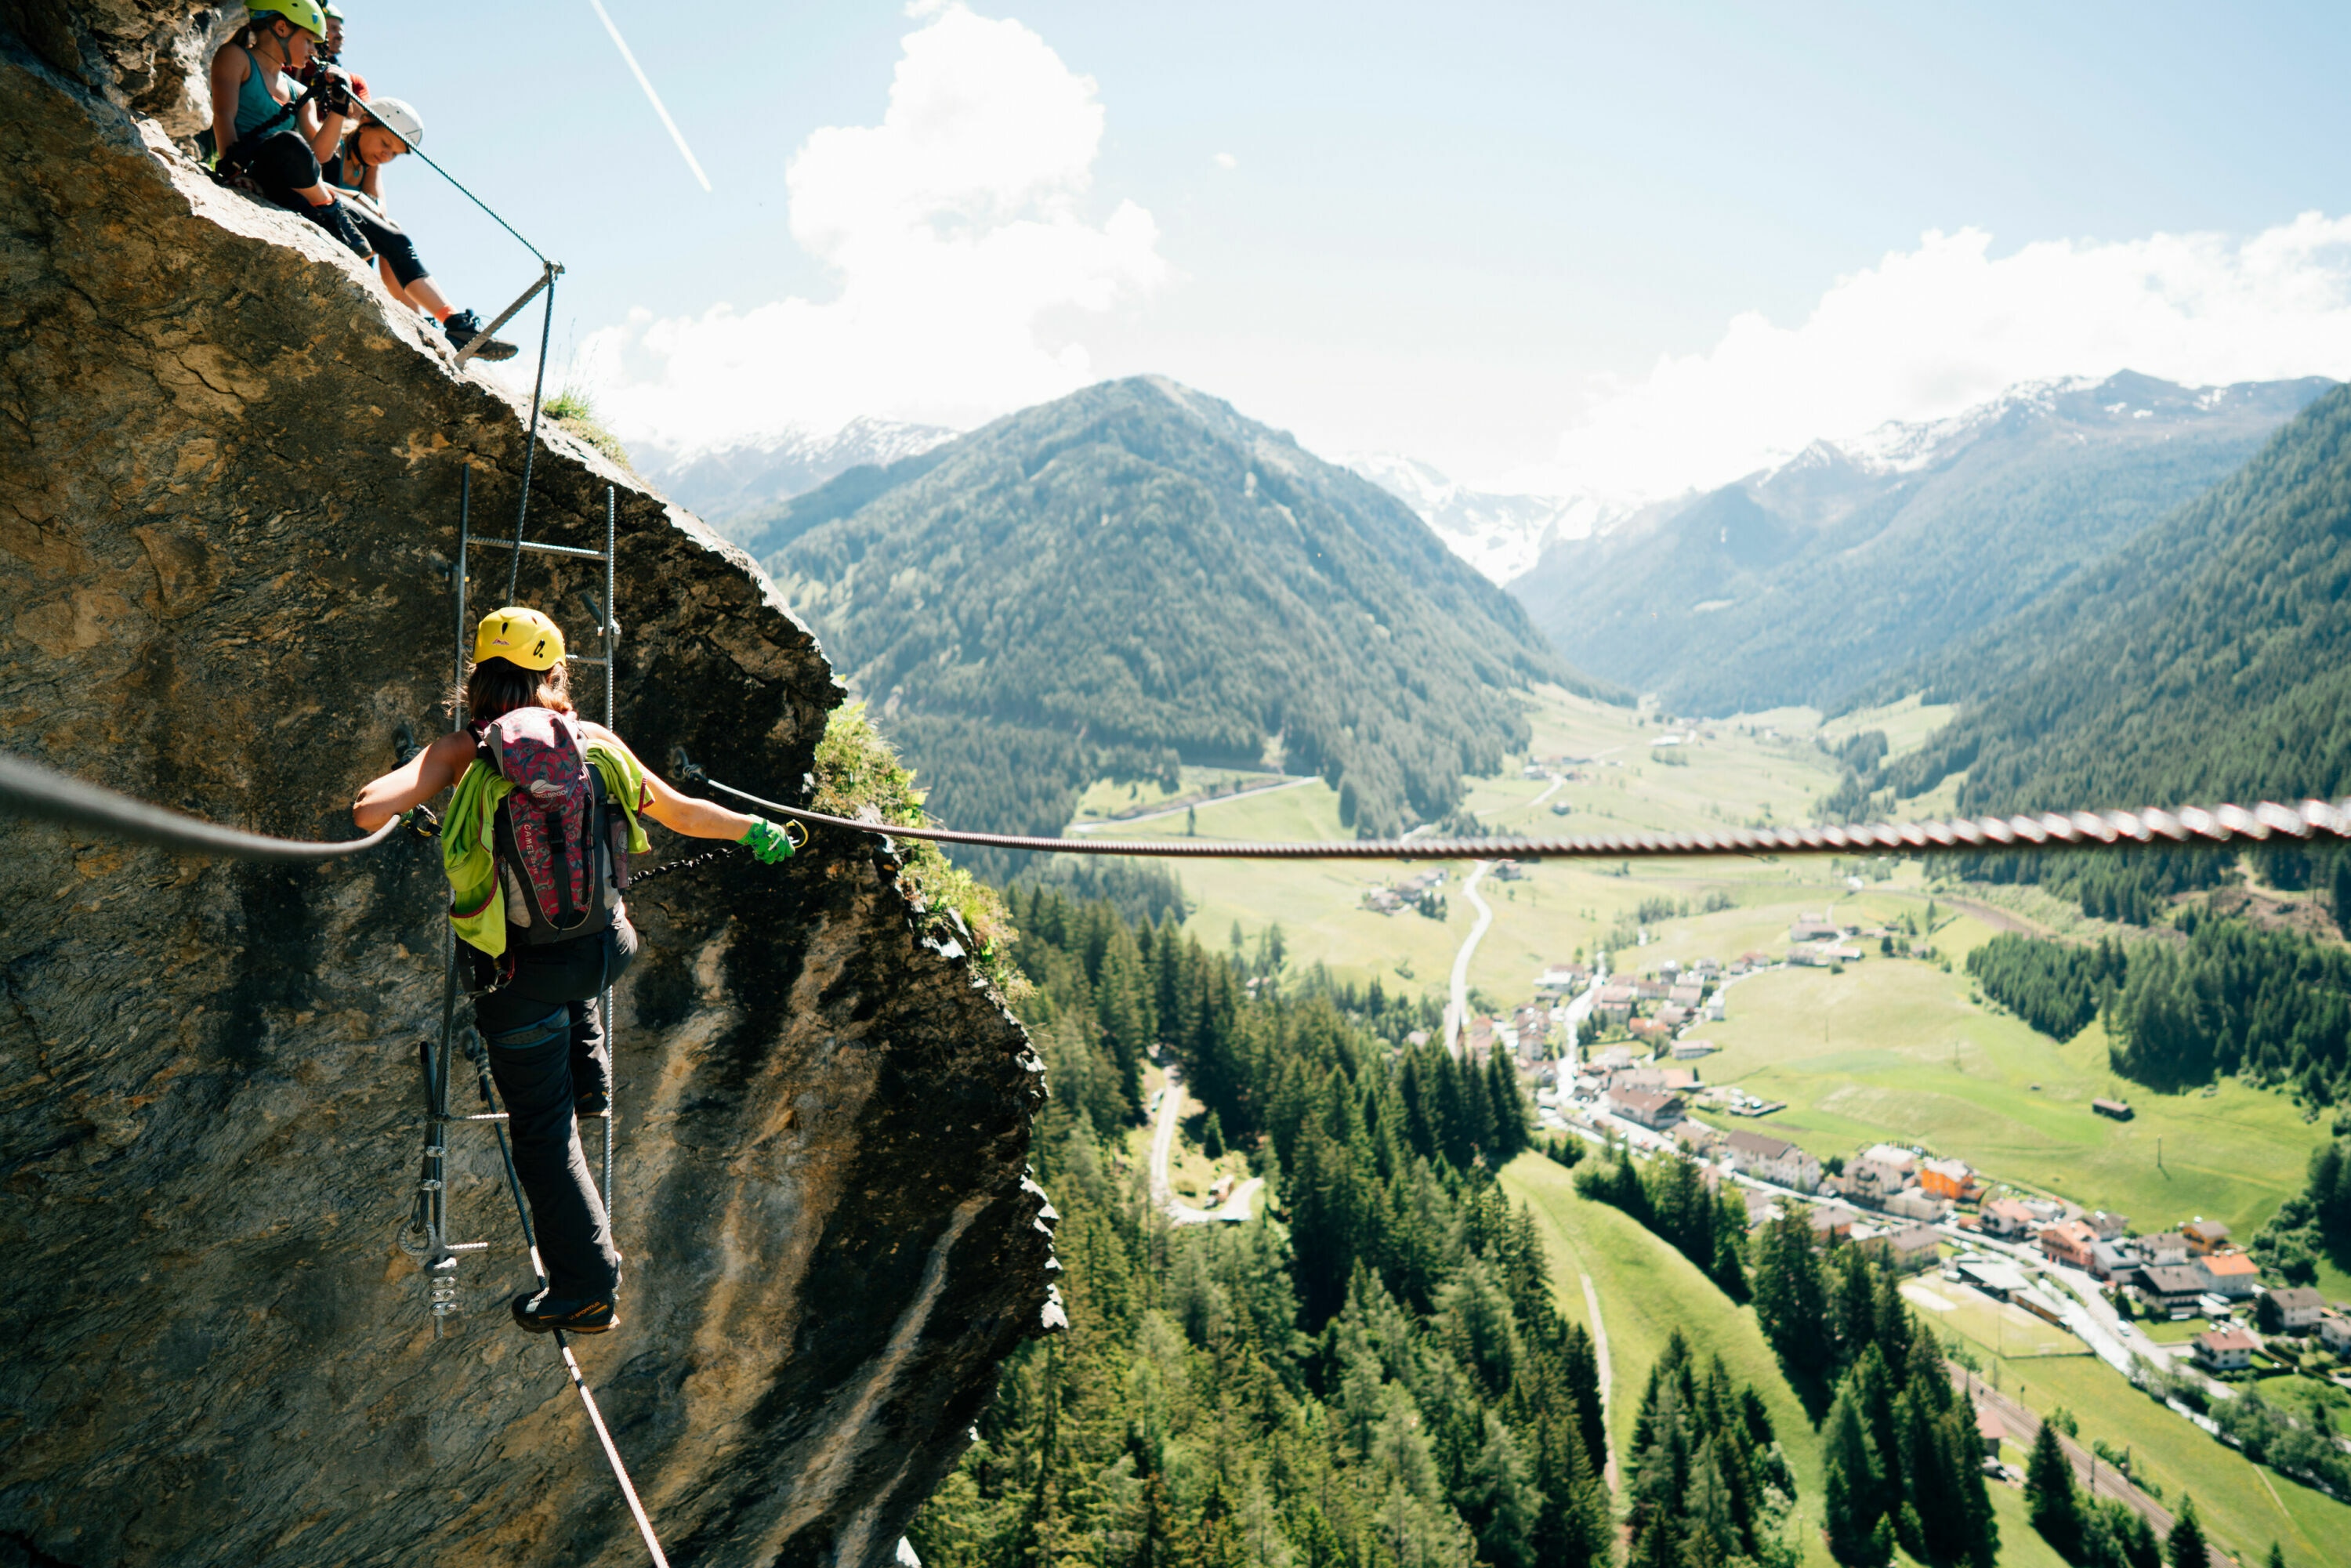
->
xmin=0 ymin=750 xmax=401 ymax=860
xmin=701 ymin=778 xmax=2351 ymax=862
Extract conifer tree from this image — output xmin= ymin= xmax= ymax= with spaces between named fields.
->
xmin=1822 ymin=1384 xmax=1882 ymax=1564
xmin=2166 ymin=1497 xmax=2209 ymax=1568
xmin=1752 ymin=1211 xmax=1835 ymax=1396
xmin=1562 ymin=1322 xmax=1608 ymax=1476
xmin=2024 ymin=1418 xmax=2081 ymax=1557
xmin=1866 ymin=1514 xmax=1897 ymax=1568
xmin=1709 ymin=1193 xmax=1749 ymax=1299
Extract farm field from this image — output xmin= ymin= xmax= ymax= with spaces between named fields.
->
xmin=1817 ymin=693 xmax=1961 ymax=759
xmin=1972 ymin=1351 xmax=2351 ymax=1568
xmin=1085 ymin=684 xmax=1864 ymax=1002
xmin=1898 ymin=1276 xmax=2088 ymax=1360
xmin=1502 ymin=1154 xmax=1832 ymax=1566
xmin=1080 ymin=777 xmax=1473 ymax=997
xmin=1694 ymin=906 xmax=2323 ymax=1237
xmin=1503 ymin=1159 xmax=2351 ymax=1568
xmin=1070 ymin=765 xmax=1294 ymax=824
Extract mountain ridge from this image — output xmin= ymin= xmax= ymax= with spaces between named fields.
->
xmin=757 ymin=375 xmax=1612 ymax=853
xmin=1344 ymin=453 xmax=1640 ymax=584
xmin=1888 ymin=382 xmax=2351 ymax=819
xmin=1506 ymin=370 xmax=2334 ymax=715
xmin=644 ymin=415 xmax=957 ymax=526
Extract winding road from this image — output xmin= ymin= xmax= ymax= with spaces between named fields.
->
xmin=1444 ymin=861 xmax=1495 ymax=1057
xmin=1148 ymin=1060 xmax=1264 ymax=1225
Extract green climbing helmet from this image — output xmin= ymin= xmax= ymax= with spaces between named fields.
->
xmin=248 ymin=0 xmax=328 ymax=38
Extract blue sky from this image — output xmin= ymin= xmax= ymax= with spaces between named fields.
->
xmin=348 ymin=2 xmax=2351 ymax=488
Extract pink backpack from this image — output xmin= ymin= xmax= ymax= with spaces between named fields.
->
xmin=475 ymin=707 xmax=627 ymax=945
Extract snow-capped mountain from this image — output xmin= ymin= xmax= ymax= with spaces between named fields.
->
xmin=646 ymin=417 xmax=957 ymax=523
xmin=1346 ymin=454 xmax=1639 ymax=584
xmin=1509 ymin=368 xmax=2336 ymax=715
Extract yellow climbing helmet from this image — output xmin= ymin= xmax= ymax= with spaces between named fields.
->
xmin=473 ymin=607 xmax=566 ymax=672
xmin=248 ymin=0 xmax=328 ymax=38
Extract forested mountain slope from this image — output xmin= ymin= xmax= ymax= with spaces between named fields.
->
xmin=1889 ymin=382 xmax=2351 ymax=819
xmin=759 ymin=377 xmax=1607 ymax=847
xmin=1510 ymin=372 xmax=2329 ymax=715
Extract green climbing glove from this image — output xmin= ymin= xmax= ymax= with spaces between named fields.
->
xmin=742 ymin=818 xmax=797 ymax=864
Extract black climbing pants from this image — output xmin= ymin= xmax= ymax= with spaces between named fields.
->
xmin=473 ymin=918 xmax=638 ymax=1301
xmin=224 ymin=132 xmax=371 ymax=260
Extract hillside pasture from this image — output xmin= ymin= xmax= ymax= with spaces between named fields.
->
xmin=1974 ymin=1353 xmax=2351 ymax=1568
xmin=1502 ymin=1153 xmax=1831 ymax=1565
xmin=1696 ymin=908 xmax=2321 ymax=1237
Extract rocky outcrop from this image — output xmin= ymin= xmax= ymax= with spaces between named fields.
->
xmin=0 ymin=20 xmax=1054 ymax=1568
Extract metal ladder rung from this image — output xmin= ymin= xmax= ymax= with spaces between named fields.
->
xmin=438 ymin=1110 xmax=610 ymax=1121
xmin=474 ymin=538 xmax=608 ymax=561
xmin=566 ymin=655 xmax=608 ymax=666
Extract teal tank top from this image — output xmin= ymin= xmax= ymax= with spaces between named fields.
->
xmin=232 ymin=45 xmax=299 ymax=140
xmin=324 ymin=143 xmax=364 ymax=191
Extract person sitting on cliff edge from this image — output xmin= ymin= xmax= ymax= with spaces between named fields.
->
xmin=206 ymin=0 xmax=374 ymax=261
xmin=319 ymin=96 xmax=517 ymax=360
xmin=353 ymin=607 xmax=799 ymax=1334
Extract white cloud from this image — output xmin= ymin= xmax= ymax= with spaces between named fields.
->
xmin=1522 ymin=214 xmax=2351 ymax=499
xmin=1212 ymin=151 xmax=1237 ymax=170
xmin=579 ymin=4 xmax=1167 ymax=451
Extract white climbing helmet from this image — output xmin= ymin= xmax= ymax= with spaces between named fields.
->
xmin=360 ymin=96 xmax=424 ymax=151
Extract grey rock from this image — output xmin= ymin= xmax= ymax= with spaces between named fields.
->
xmin=0 ymin=23 xmax=1052 ymax=1568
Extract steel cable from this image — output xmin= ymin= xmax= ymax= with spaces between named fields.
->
xmin=505 ymin=272 xmax=559 ymax=603
xmin=701 ymin=778 xmax=2351 ymax=863
xmin=0 ymin=750 xmax=402 ymax=861
xmin=10 ymin=747 xmax=2347 ymax=866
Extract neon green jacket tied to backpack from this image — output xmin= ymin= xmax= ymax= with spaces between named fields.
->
xmin=444 ymin=738 xmax=650 ymax=958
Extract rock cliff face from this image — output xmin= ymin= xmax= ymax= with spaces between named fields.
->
xmin=0 ymin=16 xmax=1054 ymax=1566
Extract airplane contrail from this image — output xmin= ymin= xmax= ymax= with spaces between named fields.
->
xmin=587 ymin=0 xmax=712 ymax=192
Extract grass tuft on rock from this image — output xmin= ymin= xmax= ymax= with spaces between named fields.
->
xmin=545 ymin=387 xmax=636 ymax=472
xmin=814 ymin=703 xmax=1029 ymax=1001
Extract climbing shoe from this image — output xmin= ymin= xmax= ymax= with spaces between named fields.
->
xmin=444 ymin=310 xmax=519 ymax=362
xmin=512 ymin=1288 xmax=618 ymax=1334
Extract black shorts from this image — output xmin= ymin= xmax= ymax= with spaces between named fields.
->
xmin=344 ymin=205 xmax=428 ymax=288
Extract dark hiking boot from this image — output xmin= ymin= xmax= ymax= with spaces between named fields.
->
xmin=575 ymin=1089 xmax=610 ymax=1117
xmin=512 ymin=1288 xmax=618 ymax=1334
xmin=444 ymin=309 xmax=518 ymax=361
xmin=302 ymin=196 xmax=375 ymax=261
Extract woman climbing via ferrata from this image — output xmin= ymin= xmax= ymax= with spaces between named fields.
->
xmin=353 ymin=607 xmax=798 ymax=1333
xmin=319 ymin=97 xmax=518 ymax=361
